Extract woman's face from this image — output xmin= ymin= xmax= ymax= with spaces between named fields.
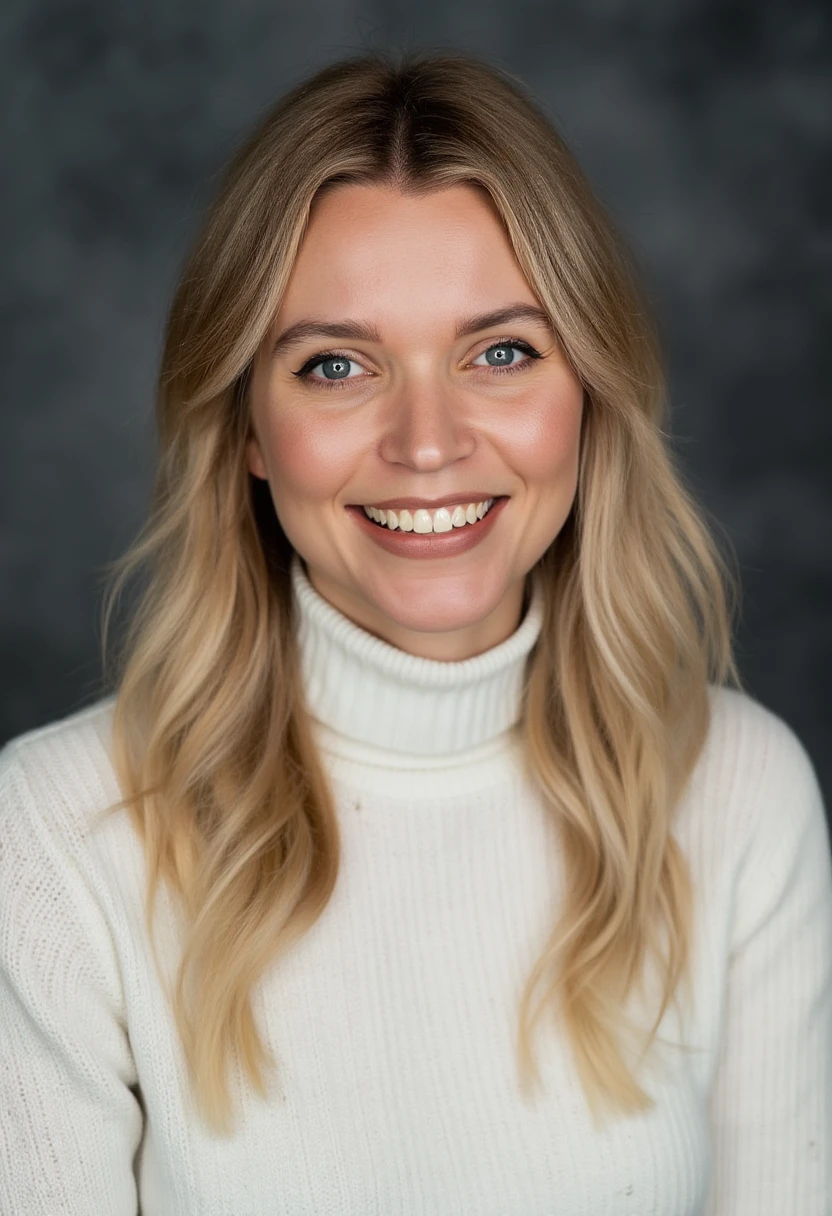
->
xmin=247 ymin=182 xmax=584 ymax=660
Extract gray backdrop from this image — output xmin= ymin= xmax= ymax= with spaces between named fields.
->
xmin=1 ymin=2 xmax=830 ymax=811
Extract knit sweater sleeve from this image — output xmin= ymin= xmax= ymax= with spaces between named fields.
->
xmin=704 ymin=708 xmax=832 ymax=1214
xmin=0 ymin=744 xmax=143 ymax=1214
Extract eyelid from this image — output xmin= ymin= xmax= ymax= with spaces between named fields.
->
xmin=293 ymin=335 xmax=542 ymax=386
xmin=469 ymin=335 xmax=541 ymax=362
xmin=293 ymin=350 xmax=348 ymax=378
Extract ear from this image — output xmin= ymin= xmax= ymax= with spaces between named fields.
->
xmin=246 ymin=434 xmax=269 ymax=481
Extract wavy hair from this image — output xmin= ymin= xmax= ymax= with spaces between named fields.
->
xmin=100 ymin=49 xmax=743 ymax=1136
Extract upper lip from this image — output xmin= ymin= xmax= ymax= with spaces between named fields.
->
xmin=353 ymin=492 xmax=505 ymax=510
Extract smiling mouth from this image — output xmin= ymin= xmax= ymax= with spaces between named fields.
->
xmin=356 ymin=497 xmax=506 ymax=533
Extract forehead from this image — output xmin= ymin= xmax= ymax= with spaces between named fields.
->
xmin=282 ymin=181 xmax=533 ymax=311
xmin=307 ymin=179 xmax=501 ymax=230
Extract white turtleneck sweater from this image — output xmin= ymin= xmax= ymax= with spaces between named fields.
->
xmin=1 ymin=554 xmax=830 ymax=1215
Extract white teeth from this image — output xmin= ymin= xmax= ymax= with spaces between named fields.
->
xmin=362 ymin=498 xmax=496 ymax=533
xmin=413 ymin=507 xmax=452 ymax=533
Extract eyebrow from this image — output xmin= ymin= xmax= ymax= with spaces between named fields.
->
xmin=270 ymin=303 xmax=554 ymax=359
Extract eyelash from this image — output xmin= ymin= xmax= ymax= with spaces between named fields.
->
xmin=291 ymin=337 xmax=543 ymax=391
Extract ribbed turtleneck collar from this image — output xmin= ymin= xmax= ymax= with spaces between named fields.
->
xmin=290 ymin=553 xmax=544 ymax=757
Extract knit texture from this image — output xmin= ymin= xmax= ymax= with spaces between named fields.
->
xmin=1 ymin=555 xmax=830 ymax=1214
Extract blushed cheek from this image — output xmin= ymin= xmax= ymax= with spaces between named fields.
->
xmin=256 ymin=409 xmax=358 ymax=513
xmin=504 ymin=386 xmax=584 ymax=489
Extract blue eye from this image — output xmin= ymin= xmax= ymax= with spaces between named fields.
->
xmin=292 ymin=336 xmax=542 ymax=391
xmin=294 ymin=353 xmax=366 ymax=384
xmin=472 ymin=340 xmax=540 ymax=372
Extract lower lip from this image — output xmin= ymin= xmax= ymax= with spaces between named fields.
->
xmin=347 ymin=497 xmax=509 ymax=559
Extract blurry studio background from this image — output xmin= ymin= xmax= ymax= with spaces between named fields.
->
xmin=1 ymin=2 xmax=830 ymax=808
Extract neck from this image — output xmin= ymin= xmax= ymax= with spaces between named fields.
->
xmin=289 ymin=553 xmax=545 ymax=757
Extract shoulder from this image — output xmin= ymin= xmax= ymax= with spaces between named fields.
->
xmin=0 ymin=697 xmax=121 ymax=847
xmin=1 ymin=695 xmax=116 ymax=772
xmin=703 ymin=683 xmax=822 ymax=807
xmin=684 ymin=684 xmax=829 ymax=885
xmin=0 ymin=699 xmax=135 ymax=1053
xmin=2 ymin=695 xmax=116 ymax=764
xmin=707 ymin=681 xmax=810 ymax=752
xmin=693 ymin=688 xmax=832 ymax=987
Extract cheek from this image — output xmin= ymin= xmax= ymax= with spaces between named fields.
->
xmin=499 ymin=382 xmax=584 ymax=486
xmin=256 ymin=408 xmax=357 ymax=507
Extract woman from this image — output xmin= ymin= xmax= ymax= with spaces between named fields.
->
xmin=1 ymin=49 xmax=829 ymax=1215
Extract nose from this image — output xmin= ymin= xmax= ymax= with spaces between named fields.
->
xmin=377 ymin=379 xmax=477 ymax=471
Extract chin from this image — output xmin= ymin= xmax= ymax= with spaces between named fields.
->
xmin=361 ymin=579 xmax=504 ymax=637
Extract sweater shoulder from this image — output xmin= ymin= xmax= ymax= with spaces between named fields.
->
xmin=0 ymin=697 xmax=121 ymax=840
xmin=1 ymin=695 xmax=116 ymax=762
xmin=705 ymin=682 xmax=821 ymax=794
xmin=686 ymin=683 xmax=827 ymax=859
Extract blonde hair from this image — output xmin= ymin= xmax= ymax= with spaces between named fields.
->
xmin=100 ymin=49 xmax=743 ymax=1136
